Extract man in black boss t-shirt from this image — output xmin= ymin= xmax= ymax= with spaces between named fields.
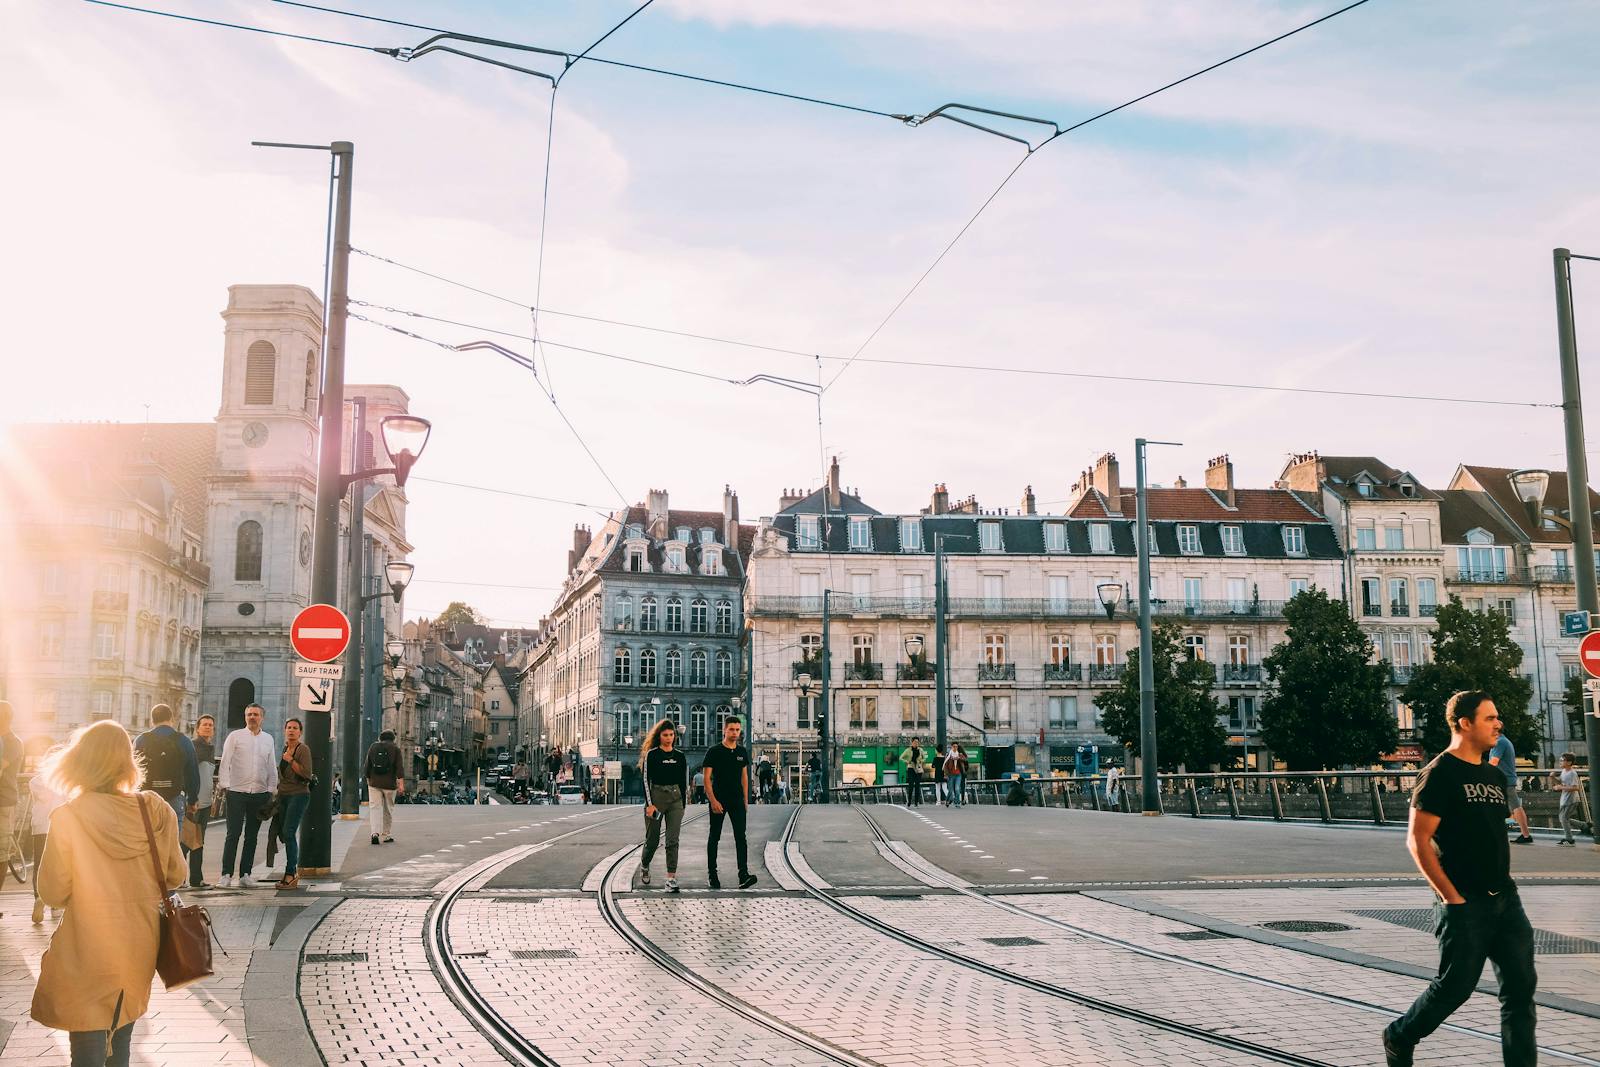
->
xmin=1385 ymin=691 xmax=1536 ymax=1067
xmin=702 ymin=717 xmax=757 ymax=890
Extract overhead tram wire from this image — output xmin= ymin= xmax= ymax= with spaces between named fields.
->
xmin=408 ymin=474 xmax=614 ymax=512
xmin=820 ymin=0 xmax=1378 ymax=393
xmin=268 ymin=1 xmax=911 ymax=121
xmin=82 ymin=0 xmax=383 ymax=50
xmin=346 ymin=313 xmax=633 ymax=510
xmin=351 ymin=296 xmax=1553 ymax=410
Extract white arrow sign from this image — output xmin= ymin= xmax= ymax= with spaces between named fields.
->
xmin=299 ymin=678 xmax=334 ymax=712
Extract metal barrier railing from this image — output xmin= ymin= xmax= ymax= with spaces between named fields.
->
xmin=828 ymin=768 xmax=1593 ymax=830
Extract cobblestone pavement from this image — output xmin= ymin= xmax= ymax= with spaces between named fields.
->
xmin=5 ymin=803 xmax=1598 ymax=1067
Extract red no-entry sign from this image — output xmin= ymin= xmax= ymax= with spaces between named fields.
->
xmin=1581 ymin=631 xmax=1600 ymax=678
xmin=290 ymin=603 xmax=351 ymax=663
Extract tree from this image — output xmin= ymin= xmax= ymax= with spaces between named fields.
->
xmin=1401 ymin=596 xmax=1540 ymax=757
xmin=1095 ymin=622 xmax=1228 ymax=771
xmin=436 ymin=601 xmax=484 ymax=629
xmin=1259 ymin=587 xmax=1396 ymax=770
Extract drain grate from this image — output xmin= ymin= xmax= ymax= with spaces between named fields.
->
xmin=305 ymin=952 xmax=367 ymax=963
xmin=1165 ymin=930 xmax=1234 ymax=941
xmin=511 ymin=949 xmax=579 ymax=960
xmin=981 ymin=936 xmax=1045 ymax=947
xmin=1261 ymin=920 xmax=1353 ymax=933
xmin=1350 ymin=909 xmax=1600 ymax=955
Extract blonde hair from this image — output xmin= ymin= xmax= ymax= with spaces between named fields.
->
xmin=637 ymin=718 xmax=678 ymax=769
xmin=41 ymin=720 xmax=144 ymax=799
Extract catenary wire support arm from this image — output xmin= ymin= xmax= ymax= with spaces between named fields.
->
xmin=905 ymin=103 xmax=1063 ymax=150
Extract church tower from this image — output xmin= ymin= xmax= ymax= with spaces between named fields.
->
xmin=203 ymin=285 xmax=325 ymax=732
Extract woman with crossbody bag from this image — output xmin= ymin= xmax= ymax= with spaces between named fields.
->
xmin=272 ymin=718 xmax=314 ymax=890
xmin=31 ymin=721 xmax=186 ymax=1067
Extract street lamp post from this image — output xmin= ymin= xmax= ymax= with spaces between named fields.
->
xmin=933 ymin=532 xmax=975 ymax=760
xmin=1134 ymin=439 xmax=1181 ymax=815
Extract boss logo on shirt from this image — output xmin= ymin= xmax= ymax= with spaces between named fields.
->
xmin=1463 ymin=783 xmax=1505 ymax=803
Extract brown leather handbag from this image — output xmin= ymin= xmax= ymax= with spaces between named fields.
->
xmin=138 ymin=794 xmax=217 ymax=990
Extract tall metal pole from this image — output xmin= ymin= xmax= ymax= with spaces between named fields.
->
xmin=301 ymin=140 xmax=354 ymax=872
xmin=819 ymin=589 xmax=832 ymax=802
xmin=1136 ymin=440 xmax=1160 ymax=814
xmin=338 ymin=398 xmax=367 ymax=817
xmin=934 ymin=534 xmax=948 ymax=754
xmin=1554 ymin=248 xmax=1600 ymax=843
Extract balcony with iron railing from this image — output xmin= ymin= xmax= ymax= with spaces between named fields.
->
xmin=977 ymin=662 xmax=1017 ymax=682
xmin=1221 ymin=663 xmax=1264 ymax=684
xmin=1088 ymin=663 xmax=1123 ymax=683
xmin=1390 ymin=600 xmax=1410 ymax=617
xmin=1418 ymin=603 xmax=1439 ymax=617
xmin=845 ymin=661 xmax=884 ymax=682
xmin=748 ymin=594 xmax=1288 ymax=621
xmin=159 ymin=662 xmax=186 ymax=689
xmin=791 ymin=659 xmax=822 ymax=680
xmin=896 ymin=661 xmax=936 ymax=683
xmin=1362 ymin=603 xmax=1382 ymax=617
xmin=1043 ymin=662 xmax=1083 ymax=683
xmin=1391 ymin=666 xmax=1414 ymax=686
xmin=1444 ymin=565 xmax=1521 ymax=585
xmin=1532 ymin=565 xmax=1577 ymax=584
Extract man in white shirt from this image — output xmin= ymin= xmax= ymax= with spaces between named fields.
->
xmin=1104 ymin=764 xmax=1123 ymax=812
xmin=216 ymin=704 xmax=278 ymax=888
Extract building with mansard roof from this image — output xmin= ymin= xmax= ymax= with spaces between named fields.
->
xmin=520 ymin=487 xmax=750 ymax=795
xmin=746 ymin=454 xmax=1344 ymax=785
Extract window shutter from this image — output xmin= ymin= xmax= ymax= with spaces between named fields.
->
xmin=245 ymin=341 xmax=276 ymax=405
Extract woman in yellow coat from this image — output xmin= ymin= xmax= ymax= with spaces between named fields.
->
xmin=31 ymin=719 xmax=187 ymax=1067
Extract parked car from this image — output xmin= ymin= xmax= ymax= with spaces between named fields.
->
xmin=557 ymin=784 xmax=584 ymax=805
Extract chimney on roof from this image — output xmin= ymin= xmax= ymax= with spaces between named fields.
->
xmin=567 ymin=524 xmax=592 ymax=573
xmin=930 ymin=483 xmax=949 ymax=515
xmin=1174 ymin=475 xmax=1188 ymax=489
xmin=778 ymin=487 xmax=803 ymax=511
xmin=826 ymin=456 xmax=842 ymax=510
xmin=1205 ymin=454 xmax=1236 ymax=508
xmin=1092 ymin=453 xmax=1121 ymax=515
xmin=647 ymin=488 xmax=669 ymax=539
xmin=1021 ymin=485 xmax=1036 ymax=515
xmin=722 ymin=484 xmax=740 ymax=547
xmin=1281 ymin=451 xmax=1322 ymax=493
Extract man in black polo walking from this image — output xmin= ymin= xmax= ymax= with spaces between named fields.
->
xmin=702 ymin=717 xmax=757 ymax=890
xmin=1384 ymin=690 xmax=1536 ymax=1067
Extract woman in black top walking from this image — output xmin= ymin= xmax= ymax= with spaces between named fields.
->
xmin=637 ymin=719 xmax=688 ymax=893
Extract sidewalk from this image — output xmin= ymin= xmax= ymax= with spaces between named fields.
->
xmin=0 ymin=817 xmax=363 ymax=1065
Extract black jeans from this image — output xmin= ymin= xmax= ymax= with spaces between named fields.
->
xmin=707 ymin=804 xmax=749 ymax=878
xmin=1388 ymin=889 xmax=1537 ymax=1066
xmin=906 ymin=770 xmax=922 ymax=806
xmin=221 ymin=790 xmax=269 ymax=877
xmin=187 ymin=807 xmax=208 ymax=886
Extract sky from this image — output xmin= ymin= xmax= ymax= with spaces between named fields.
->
xmin=5 ymin=0 xmax=1600 ymax=629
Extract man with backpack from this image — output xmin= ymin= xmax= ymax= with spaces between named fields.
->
xmin=135 ymin=703 xmax=198 ymax=830
xmin=757 ymin=754 xmax=777 ymax=804
xmin=364 ymin=729 xmax=404 ymax=844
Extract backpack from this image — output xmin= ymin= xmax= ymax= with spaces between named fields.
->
xmin=368 ymin=743 xmax=395 ymax=778
xmin=142 ymin=730 xmax=184 ymax=795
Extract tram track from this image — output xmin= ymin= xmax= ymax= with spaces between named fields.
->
xmin=847 ymin=805 xmax=1600 ymax=1067
xmin=773 ymin=805 xmax=1348 ymax=1067
xmin=424 ymin=810 xmax=637 ymax=1067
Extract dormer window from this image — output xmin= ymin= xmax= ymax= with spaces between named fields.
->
xmin=1177 ymin=525 xmax=1200 ymax=554
xmin=1221 ymin=525 xmax=1244 ymax=555
xmin=1283 ymin=526 xmax=1306 ymax=556
xmin=674 ymin=526 xmax=690 ymax=543
xmin=1398 ymin=481 xmax=1416 ymax=498
xmin=699 ymin=528 xmax=716 ymax=544
xmin=702 ymin=547 xmax=723 ymax=575
xmin=1044 ymin=523 xmax=1066 ymax=552
xmin=627 ymin=523 xmax=643 ymax=539
xmin=849 ymin=516 xmax=872 ymax=551
xmin=627 ymin=548 xmax=647 ymax=573
xmin=900 ymin=517 xmax=922 ymax=552
xmin=1356 ymin=481 xmax=1373 ymax=497
xmin=1088 ymin=523 xmax=1111 ymax=553
xmin=980 ymin=522 xmax=1003 ymax=552
xmin=796 ymin=516 xmax=820 ymax=550
xmin=665 ymin=545 xmax=686 ymax=572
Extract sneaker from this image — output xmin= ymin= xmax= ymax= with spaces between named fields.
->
xmin=382 ymin=836 xmax=394 ymax=844
xmin=666 ymin=876 xmax=680 ymax=893
xmin=708 ymin=875 xmax=722 ymax=890
xmin=638 ymin=865 xmax=651 ymax=886
xmin=1513 ymin=835 xmax=1535 ymax=845
xmin=371 ymin=834 xmax=380 ymax=845
xmin=217 ymin=875 xmax=236 ymax=889
xmin=1559 ymin=839 xmax=1576 ymax=846
xmin=1382 ymin=1027 xmax=1414 ymax=1067
xmin=245 ymin=873 xmax=276 ymax=887
xmin=739 ymin=873 xmax=758 ymax=890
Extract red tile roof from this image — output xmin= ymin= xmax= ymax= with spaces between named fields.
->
xmin=1455 ymin=464 xmax=1600 ymax=544
xmin=1068 ymin=487 xmax=1328 ymax=523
